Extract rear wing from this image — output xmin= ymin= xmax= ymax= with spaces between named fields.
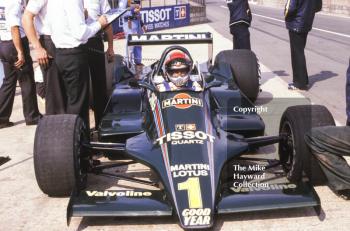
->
xmin=127 ymin=32 xmax=213 ymax=46
xmin=126 ymin=32 xmax=214 ymax=65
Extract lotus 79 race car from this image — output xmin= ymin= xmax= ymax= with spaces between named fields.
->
xmin=33 ymin=33 xmax=335 ymax=230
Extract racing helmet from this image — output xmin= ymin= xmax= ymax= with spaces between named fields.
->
xmin=163 ymin=50 xmax=193 ymax=87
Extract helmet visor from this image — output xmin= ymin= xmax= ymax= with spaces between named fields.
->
xmin=167 ymin=66 xmax=190 ymax=77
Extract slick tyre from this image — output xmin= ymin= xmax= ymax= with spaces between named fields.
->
xmin=214 ymin=49 xmax=260 ymax=102
xmin=279 ymin=105 xmax=335 ymax=185
xmin=34 ymin=115 xmax=88 ymax=197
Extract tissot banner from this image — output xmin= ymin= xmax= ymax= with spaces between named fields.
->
xmin=112 ymin=4 xmax=190 ymax=34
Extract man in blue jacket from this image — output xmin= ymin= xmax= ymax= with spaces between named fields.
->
xmin=227 ymin=0 xmax=252 ymax=50
xmin=285 ymin=0 xmax=322 ymax=90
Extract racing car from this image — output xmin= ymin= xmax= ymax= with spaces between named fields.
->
xmin=33 ymin=32 xmax=335 ymax=230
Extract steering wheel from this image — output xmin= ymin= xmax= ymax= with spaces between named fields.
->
xmin=154 ymin=45 xmax=194 ymax=77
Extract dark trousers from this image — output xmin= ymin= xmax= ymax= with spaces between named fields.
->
xmin=346 ymin=59 xmax=350 ymax=125
xmin=86 ymin=37 xmax=107 ymax=128
xmin=305 ymin=126 xmax=350 ymax=191
xmin=0 ymin=37 xmax=40 ymax=123
xmin=55 ymin=46 xmax=89 ymax=126
xmin=289 ymin=31 xmax=309 ymax=89
xmin=230 ymin=24 xmax=251 ymax=50
xmin=39 ymin=35 xmax=66 ymax=115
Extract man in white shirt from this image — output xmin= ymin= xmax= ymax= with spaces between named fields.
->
xmin=0 ymin=0 xmax=41 ymax=129
xmin=22 ymin=0 xmax=66 ymax=115
xmin=48 ymin=0 xmax=108 ymax=126
xmin=84 ymin=0 xmax=114 ymax=128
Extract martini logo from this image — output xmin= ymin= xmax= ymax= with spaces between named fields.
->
xmin=162 ymin=93 xmax=203 ymax=109
xmin=130 ymin=33 xmax=209 ymax=42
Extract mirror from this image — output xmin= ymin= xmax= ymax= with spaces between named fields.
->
xmin=205 ymin=80 xmax=223 ymax=90
xmin=129 ymin=79 xmax=156 ymax=92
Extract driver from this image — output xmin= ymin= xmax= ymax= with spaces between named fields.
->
xmin=156 ymin=50 xmax=202 ymax=92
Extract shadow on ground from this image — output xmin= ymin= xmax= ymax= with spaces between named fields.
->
xmin=308 ymin=71 xmax=338 ymax=88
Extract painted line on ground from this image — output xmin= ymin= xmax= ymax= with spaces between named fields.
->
xmin=220 ymin=5 xmax=350 ymax=39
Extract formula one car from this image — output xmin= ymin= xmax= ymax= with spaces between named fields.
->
xmin=33 ymin=33 xmax=335 ymax=230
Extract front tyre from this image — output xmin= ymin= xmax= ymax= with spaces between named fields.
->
xmin=34 ymin=115 xmax=89 ymax=197
xmin=279 ymin=105 xmax=335 ymax=185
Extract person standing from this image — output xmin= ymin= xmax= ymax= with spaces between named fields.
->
xmin=285 ymin=0 xmax=321 ymax=90
xmin=22 ymin=0 xmax=67 ymax=115
xmin=120 ymin=0 xmax=146 ymax=66
xmin=346 ymin=59 xmax=350 ymax=126
xmin=84 ymin=0 xmax=114 ymax=129
xmin=227 ymin=0 xmax=252 ymax=50
xmin=0 ymin=0 xmax=41 ymax=129
xmin=48 ymin=0 xmax=108 ymax=126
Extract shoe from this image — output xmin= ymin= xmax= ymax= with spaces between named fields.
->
xmin=26 ymin=114 xmax=43 ymax=126
xmin=0 ymin=121 xmax=14 ymax=129
xmin=337 ymin=189 xmax=350 ymax=200
xmin=26 ymin=120 xmax=39 ymax=125
xmin=288 ymin=83 xmax=308 ymax=91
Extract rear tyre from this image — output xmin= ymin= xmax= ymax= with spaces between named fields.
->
xmin=34 ymin=115 xmax=89 ymax=197
xmin=279 ymin=105 xmax=335 ymax=185
xmin=214 ymin=49 xmax=260 ymax=102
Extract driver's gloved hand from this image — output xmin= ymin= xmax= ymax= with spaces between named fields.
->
xmin=128 ymin=78 xmax=139 ymax=88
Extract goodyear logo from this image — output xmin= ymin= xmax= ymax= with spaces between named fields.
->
xmin=182 ymin=208 xmax=211 ymax=226
xmin=162 ymin=93 xmax=203 ymax=109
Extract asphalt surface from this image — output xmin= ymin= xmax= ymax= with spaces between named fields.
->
xmin=0 ymin=3 xmax=350 ymax=231
xmin=207 ymin=0 xmax=350 ymax=124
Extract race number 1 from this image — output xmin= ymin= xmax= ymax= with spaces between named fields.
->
xmin=178 ymin=177 xmax=203 ymax=208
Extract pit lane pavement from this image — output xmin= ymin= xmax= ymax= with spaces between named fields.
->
xmin=0 ymin=23 xmax=349 ymax=231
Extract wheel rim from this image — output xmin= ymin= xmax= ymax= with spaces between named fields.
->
xmin=280 ymin=121 xmax=296 ymax=173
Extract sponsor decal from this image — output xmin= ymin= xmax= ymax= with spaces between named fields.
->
xmin=141 ymin=8 xmax=172 ymax=24
xmin=149 ymin=92 xmax=157 ymax=111
xmin=162 ymin=93 xmax=203 ymax=109
xmin=182 ymin=208 xmax=211 ymax=226
xmin=175 ymin=123 xmax=196 ymax=131
xmin=130 ymin=33 xmax=209 ymax=42
xmin=171 ymin=164 xmax=209 ymax=178
xmin=86 ymin=190 xmax=152 ymax=197
xmin=174 ymin=6 xmax=187 ymax=20
xmin=230 ymin=183 xmax=297 ymax=193
xmin=113 ymin=5 xmax=190 ymax=33
xmin=156 ymin=130 xmax=215 ymax=145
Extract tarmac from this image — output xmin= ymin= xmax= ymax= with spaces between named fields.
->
xmin=0 ymin=23 xmax=349 ymax=231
